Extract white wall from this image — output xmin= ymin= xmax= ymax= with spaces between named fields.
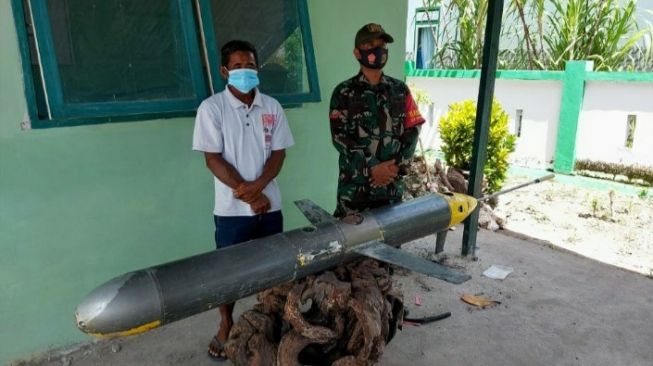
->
xmin=637 ymin=0 xmax=653 ymax=28
xmin=577 ymin=81 xmax=653 ymax=165
xmin=405 ymin=0 xmax=420 ymax=58
xmin=408 ymin=77 xmax=563 ymax=169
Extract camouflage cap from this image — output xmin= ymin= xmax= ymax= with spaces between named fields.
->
xmin=354 ymin=23 xmax=394 ymax=47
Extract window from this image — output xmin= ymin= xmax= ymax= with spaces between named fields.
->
xmin=413 ymin=6 xmax=440 ymax=69
xmin=201 ymin=0 xmax=319 ymax=105
xmin=12 ymin=0 xmax=320 ymax=128
xmin=625 ymin=114 xmax=637 ymax=149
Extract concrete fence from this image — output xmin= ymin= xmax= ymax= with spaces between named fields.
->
xmin=406 ymin=61 xmax=653 ymax=173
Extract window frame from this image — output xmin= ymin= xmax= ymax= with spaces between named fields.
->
xmin=11 ymin=0 xmax=321 ymax=129
xmin=195 ymin=0 xmax=320 ymax=105
xmin=413 ymin=6 xmax=441 ymax=70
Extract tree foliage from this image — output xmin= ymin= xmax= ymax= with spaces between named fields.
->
xmin=426 ymin=0 xmax=652 ymax=71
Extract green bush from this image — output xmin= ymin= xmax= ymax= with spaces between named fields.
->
xmin=438 ymin=99 xmax=516 ymax=193
xmin=575 ymin=159 xmax=653 ymax=186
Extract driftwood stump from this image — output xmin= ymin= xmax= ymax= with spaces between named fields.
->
xmin=404 ymin=158 xmax=505 ymax=231
xmin=224 ymin=259 xmax=404 ymax=366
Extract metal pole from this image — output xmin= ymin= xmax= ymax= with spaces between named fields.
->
xmin=478 ymin=174 xmax=555 ymax=202
xmin=462 ymin=0 xmax=505 ymax=257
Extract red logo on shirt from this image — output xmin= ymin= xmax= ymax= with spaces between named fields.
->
xmin=262 ymin=114 xmax=276 ymax=127
xmin=262 ymin=114 xmax=276 ymax=149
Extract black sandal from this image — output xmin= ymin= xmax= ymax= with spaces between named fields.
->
xmin=208 ymin=335 xmax=228 ymax=362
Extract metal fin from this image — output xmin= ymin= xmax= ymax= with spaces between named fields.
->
xmin=294 ymin=199 xmax=337 ymax=226
xmin=353 ymin=241 xmax=471 ymax=284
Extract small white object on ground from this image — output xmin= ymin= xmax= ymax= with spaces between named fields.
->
xmin=415 ymin=295 xmax=422 ymax=306
xmin=483 ymin=265 xmax=514 ymax=280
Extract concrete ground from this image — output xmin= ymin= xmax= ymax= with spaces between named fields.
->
xmin=16 ymin=229 xmax=653 ymax=366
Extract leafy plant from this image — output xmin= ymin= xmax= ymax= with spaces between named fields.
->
xmin=591 ymin=197 xmax=600 ymax=217
xmin=541 ymin=0 xmax=646 ymax=71
xmin=421 ymin=0 xmax=651 ymax=71
xmin=438 ymin=99 xmax=516 ymax=193
xmin=435 ymin=0 xmax=488 ymax=68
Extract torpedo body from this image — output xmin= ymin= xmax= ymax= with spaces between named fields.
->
xmin=75 ymin=193 xmax=477 ymax=337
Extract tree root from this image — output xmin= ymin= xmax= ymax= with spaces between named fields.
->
xmin=224 ymin=259 xmax=403 ymax=366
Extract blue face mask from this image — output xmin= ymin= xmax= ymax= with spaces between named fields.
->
xmin=227 ymin=68 xmax=259 ymax=93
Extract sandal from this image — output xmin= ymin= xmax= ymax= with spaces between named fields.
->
xmin=208 ymin=335 xmax=228 ymax=362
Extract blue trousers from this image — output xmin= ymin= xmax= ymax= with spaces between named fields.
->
xmin=213 ymin=211 xmax=283 ymax=249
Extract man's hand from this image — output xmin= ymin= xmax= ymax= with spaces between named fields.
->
xmin=234 ymin=182 xmax=264 ymax=204
xmin=340 ymin=213 xmax=363 ymax=225
xmin=249 ymin=194 xmax=271 ymax=214
xmin=370 ymin=160 xmax=399 ymax=188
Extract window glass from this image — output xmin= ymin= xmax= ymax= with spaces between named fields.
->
xmin=209 ymin=0 xmax=309 ymax=94
xmin=45 ymin=0 xmax=197 ymax=103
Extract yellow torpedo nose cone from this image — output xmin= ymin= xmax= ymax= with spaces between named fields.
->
xmin=446 ymin=193 xmax=478 ymax=227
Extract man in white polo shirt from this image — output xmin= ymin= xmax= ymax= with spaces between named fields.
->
xmin=192 ymin=40 xmax=294 ymax=361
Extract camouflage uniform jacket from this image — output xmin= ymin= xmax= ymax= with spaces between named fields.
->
xmin=329 ymin=72 xmax=425 ymax=217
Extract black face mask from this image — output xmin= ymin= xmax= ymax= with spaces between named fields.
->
xmin=357 ymin=47 xmax=388 ymax=69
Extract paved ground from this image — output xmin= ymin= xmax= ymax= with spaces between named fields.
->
xmin=15 ymin=229 xmax=653 ymax=366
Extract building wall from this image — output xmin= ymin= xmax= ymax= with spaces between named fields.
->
xmin=0 ymin=0 xmax=408 ymax=363
xmin=409 ymin=69 xmax=653 ymax=170
xmin=577 ymin=81 xmax=653 ymax=165
xmin=409 ymin=77 xmax=563 ymax=168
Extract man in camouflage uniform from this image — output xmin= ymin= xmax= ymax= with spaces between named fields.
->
xmin=330 ymin=23 xmax=425 ymax=218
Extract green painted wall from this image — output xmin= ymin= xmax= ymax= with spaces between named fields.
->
xmin=0 ymin=0 xmax=407 ymax=364
xmin=552 ymin=61 xmax=593 ymax=174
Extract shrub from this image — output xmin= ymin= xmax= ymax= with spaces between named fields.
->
xmin=438 ymin=99 xmax=516 ymax=193
xmin=575 ymin=159 xmax=653 ymax=186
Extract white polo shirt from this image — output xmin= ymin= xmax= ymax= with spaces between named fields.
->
xmin=192 ymin=88 xmax=294 ymax=216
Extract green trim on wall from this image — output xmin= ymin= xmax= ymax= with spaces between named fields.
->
xmin=409 ymin=68 xmax=564 ymax=80
xmin=295 ymin=0 xmax=321 ymax=103
xmin=406 ymin=61 xmax=653 ymax=83
xmin=553 ymin=61 xmax=593 ymax=174
xmin=405 ymin=61 xmax=564 ymax=80
xmin=586 ymin=71 xmax=653 ymax=82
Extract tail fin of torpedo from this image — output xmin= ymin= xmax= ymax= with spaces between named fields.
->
xmin=294 ymin=199 xmax=338 ymax=226
xmin=354 ymin=241 xmax=471 ymax=284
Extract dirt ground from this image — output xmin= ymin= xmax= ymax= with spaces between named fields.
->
xmin=494 ymin=171 xmax=653 ymax=277
xmin=15 ymin=228 xmax=653 ymax=366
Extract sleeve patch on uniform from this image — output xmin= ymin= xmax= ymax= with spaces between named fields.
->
xmin=404 ymin=91 xmax=426 ymax=129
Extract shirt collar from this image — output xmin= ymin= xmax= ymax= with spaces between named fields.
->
xmin=356 ymin=71 xmax=389 ymax=86
xmin=225 ymin=86 xmax=263 ymax=109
